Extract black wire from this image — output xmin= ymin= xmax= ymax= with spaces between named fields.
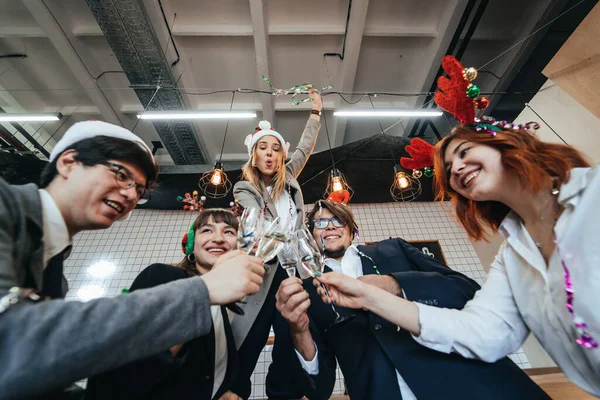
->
xmin=524 ymin=103 xmax=569 ymax=146
xmin=300 ymin=133 xmax=383 ymax=187
xmin=335 ymin=93 xmax=368 ymax=104
xmin=367 ymin=96 xmax=395 ymax=161
xmin=478 ymin=70 xmax=502 ymax=80
xmin=43 ymin=105 xmax=79 ymax=148
xmin=218 ymin=90 xmax=236 ymax=163
xmin=131 ymin=86 xmax=161 ymax=133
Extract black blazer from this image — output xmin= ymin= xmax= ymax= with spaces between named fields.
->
xmin=85 ymin=264 xmax=238 ymax=400
xmin=229 ymin=266 xmax=289 ymax=399
xmin=266 ymin=238 xmax=550 ymax=400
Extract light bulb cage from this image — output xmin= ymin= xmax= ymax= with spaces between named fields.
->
xmin=323 ymin=168 xmax=354 ymax=200
xmin=390 ymin=165 xmax=422 ymax=202
xmin=198 ymin=162 xmax=232 ymax=199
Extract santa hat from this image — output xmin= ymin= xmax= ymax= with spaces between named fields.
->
xmin=244 ymin=120 xmax=290 ymax=158
xmin=50 ymin=120 xmax=153 ymax=162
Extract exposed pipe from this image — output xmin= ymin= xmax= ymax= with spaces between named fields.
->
xmin=324 ymin=0 xmax=352 ymax=60
xmin=157 ymin=0 xmax=180 ymax=67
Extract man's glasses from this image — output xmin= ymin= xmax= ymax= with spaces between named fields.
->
xmin=312 ymin=217 xmax=345 ymax=229
xmin=101 ymin=161 xmax=150 ymax=204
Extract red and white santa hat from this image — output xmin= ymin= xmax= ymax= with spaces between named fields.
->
xmin=244 ymin=120 xmax=290 ymax=158
xmin=50 ymin=120 xmax=153 ymax=162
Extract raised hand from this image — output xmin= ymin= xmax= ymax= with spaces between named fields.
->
xmin=275 ymin=277 xmax=311 ymax=334
xmin=314 ymin=272 xmax=370 ymax=310
xmin=309 ymin=87 xmax=323 ymax=111
xmin=201 ymin=253 xmax=264 ymax=305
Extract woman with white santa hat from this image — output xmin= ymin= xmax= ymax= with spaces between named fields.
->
xmin=227 ymin=88 xmax=322 ymax=399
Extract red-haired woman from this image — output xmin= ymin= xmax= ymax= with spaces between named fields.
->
xmin=313 ymin=126 xmax=600 ymax=396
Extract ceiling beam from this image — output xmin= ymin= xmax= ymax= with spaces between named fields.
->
xmin=0 ymin=26 xmax=46 ymax=37
xmin=21 ymin=0 xmax=125 ymax=127
xmin=332 ymin=0 xmax=370 ymax=147
xmin=249 ymin=0 xmax=274 ymax=123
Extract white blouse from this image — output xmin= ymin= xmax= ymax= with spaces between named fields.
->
xmin=414 ymin=166 xmax=600 ymax=396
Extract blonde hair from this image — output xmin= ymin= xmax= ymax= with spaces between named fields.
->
xmin=242 ymin=145 xmax=287 ymax=200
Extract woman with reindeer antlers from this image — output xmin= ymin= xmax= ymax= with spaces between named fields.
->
xmin=312 ymin=56 xmax=600 ymax=396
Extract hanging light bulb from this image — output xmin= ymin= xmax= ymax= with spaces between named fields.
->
xmin=199 ymin=161 xmax=232 ymax=199
xmin=390 ymin=165 xmax=422 ymax=202
xmin=332 ymin=176 xmax=343 ymax=192
xmin=210 ymin=169 xmax=223 ymax=186
xmin=324 ymin=168 xmax=354 ymax=201
xmin=396 ymin=171 xmax=410 ymax=189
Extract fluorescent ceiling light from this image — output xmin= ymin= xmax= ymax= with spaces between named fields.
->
xmin=137 ymin=111 xmax=257 ymax=120
xmin=0 ymin=113 xmax=61 ymax=122
xmin=77 ymin=285 xmax=105 ymax=302
xmin=333 ymin=110 xmax=443 ymax=117
xmin=87 ymin=260 xmax=117 ymax=279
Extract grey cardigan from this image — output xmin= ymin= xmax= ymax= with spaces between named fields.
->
xmin=231 ymin=116 xmax=320 ymax=347
xmin=0 ymin=178 xmax=213 ymax=398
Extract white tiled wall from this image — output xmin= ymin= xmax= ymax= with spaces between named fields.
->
xmin=64 ymin=202 xmax=530 ymax=398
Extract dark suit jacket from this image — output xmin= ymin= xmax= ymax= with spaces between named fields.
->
xmin=86 ymin=264 xmax=238 ymax=400
xmin=266 ymin=238 xmax=550 ymax=400
xmin=0 ymin=179 xmax=213 ymax=398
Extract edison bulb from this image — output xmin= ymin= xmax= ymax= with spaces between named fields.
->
xmin=332 ymin=177 xmax=343 ymax=192
xmin=398 ymin=176 xmax=409 ymax=189
xmin=396 ymin=172 xmax=410 ymax=189
xmin=211 ymin=170 xmax=222 ymax=185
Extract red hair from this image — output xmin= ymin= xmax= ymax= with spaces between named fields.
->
xmin=433 ymin=126 xmax=590 ymax=241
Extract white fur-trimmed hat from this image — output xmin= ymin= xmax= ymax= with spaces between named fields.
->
xmin=49 ymin=120 xmax=153 ymax=162
xmin=244 ymin=120 xmax=290 ymax=158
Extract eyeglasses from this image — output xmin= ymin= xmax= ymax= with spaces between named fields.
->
xmin=312 ymin=217 xmax=345 ymax=229
xmin=101 ymin=161 xmax=150 ymax=204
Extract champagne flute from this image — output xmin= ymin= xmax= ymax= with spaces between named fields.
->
xmin=237 ymin=207 xmax=262 ymax=254
xmin=255 ymin=217 xmax=287 ymax=262
xmin=294 ymin=229 xmax=354 ymax=330
xmin=278 ymin=238 xmax=299 ymax=277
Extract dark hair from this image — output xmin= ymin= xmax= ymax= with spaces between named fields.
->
xmin=306 ymin=200 xmax=358 ymax=238
xmin=177 ymin=208 xmax=239 ymax=277
xmin=433 ymin=126 xmax=590 ymax=241
xmin=40 ymin=136 xmax=158 ymax=188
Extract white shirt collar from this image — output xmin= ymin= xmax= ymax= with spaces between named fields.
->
xmin=324 ymin=245 xmax=362 ymax=278
xmin=39 ymin=189 xmax=72 ymax=268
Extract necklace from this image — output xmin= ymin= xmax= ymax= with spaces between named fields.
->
xmin=533 ymin=180 xmax=561 ymax=250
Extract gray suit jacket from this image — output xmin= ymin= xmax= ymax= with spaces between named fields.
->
xmin=0 ymin=178 xmax=213 ymax=398
xmin=232 ymin=116 xmax=320 ymax=348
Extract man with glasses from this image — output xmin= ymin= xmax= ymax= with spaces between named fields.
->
xmin=0 ymin=121 xmax=265 ymax=398
xmin=267 ymin=200 xmax=550 ymax=399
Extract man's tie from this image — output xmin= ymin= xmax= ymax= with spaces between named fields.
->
xmin=41 ymin=246 xmax=72 ymax=299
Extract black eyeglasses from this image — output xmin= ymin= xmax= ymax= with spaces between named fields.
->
xmin=100 ymin=161 xmax=150 ymax=204
xmin=313 ymin=217 xmax=345 ymax=229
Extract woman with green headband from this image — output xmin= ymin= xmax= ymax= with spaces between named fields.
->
xmin=86 ymin=209 xmax=262 ymax=400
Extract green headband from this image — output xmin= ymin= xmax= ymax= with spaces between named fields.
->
xmin=185 ymin=222 xmax=195 ymax=256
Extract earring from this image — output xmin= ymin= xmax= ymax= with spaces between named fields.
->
xmin=187 ymin=253 xmax=196 ymax=263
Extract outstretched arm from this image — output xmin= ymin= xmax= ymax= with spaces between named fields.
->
xmin=286 ymin=88 xmax=322 ymax=178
